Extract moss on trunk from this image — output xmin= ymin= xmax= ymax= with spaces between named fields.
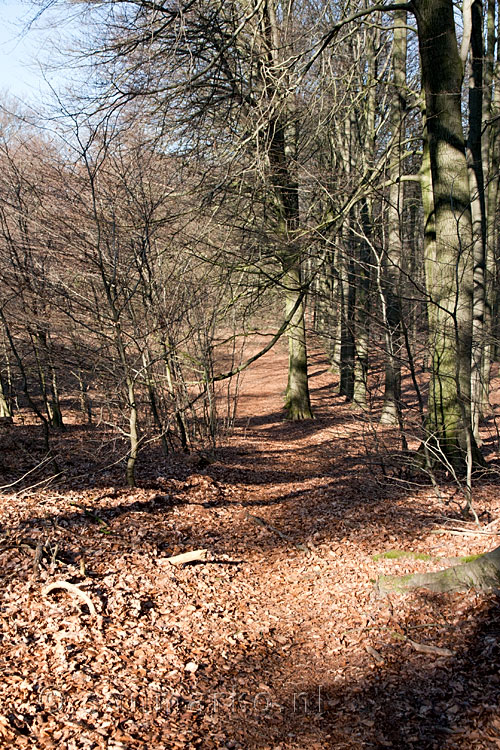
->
xmin=377 ymin=544 xmax=500 ymax=595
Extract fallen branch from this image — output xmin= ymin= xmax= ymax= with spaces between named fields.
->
xmin=430 ymin=528 xmax=499 ymax=536
xmin=161 ymin=549 xmax=208 ymax=566
xmin=42 ymin=580 xmax=97 ymax=616
xmin=386 ymin=629 xmax=454 ymax=656
xmin=405 ymin=637 xmax=454 ymax=657
xmin=0 ymin=455 xmax=55 ymax=491
xmin=365 ymin=644 xmax=384 ymax=664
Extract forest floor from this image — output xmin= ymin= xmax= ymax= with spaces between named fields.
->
xmin=1 ymin=343 xmax=500 ymax=749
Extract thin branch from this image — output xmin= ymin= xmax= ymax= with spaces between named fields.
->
xmin=301 ymin=2 xmax=412 ymax=80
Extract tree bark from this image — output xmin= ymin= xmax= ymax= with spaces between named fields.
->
xmin=0 ymin=374 xmax=11 ymax=418
xmin=378 ymin=544 xmax=500 ymax=594
xmin=381 ymin=7 xmax=407 ymax=425
xmin=466 ymin=0 xmax=488 ymax=443
xmin=261 ymin=0 xmax=313 ymax=420
xmin=283 ymin=262 xmax=313 ymax=419
xmin=413 ymin=0 xmax=483 ymax=467
xmin=353 ymin=200 xmax=371 ymax=410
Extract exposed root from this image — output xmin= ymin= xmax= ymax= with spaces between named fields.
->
xmin=42 ymin=580 xmax=97 ymax=616
xmin=377 ymin=545 xmax=500 ymax=596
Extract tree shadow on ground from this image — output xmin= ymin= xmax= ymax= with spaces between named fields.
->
xmin=279 ymin=592 xmax=500 ymax=750
xmin=0 ymin=450 xmax=489 ymax=585
xmin=167 ymin=591 xmax=500 ymax=749
xmin=2 ymin=351 xmax=500 ymax=748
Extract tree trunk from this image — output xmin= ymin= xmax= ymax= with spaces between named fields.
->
xmin=339 ymin=245 xmax=356 ymax=401
xmin=260 ymin=0 xmax=313 ymax=420
xmin=413 ymin=0 xmax=483 ymax=467
xmin=466 ymin=0 xmax=488 ymax=443
xmin=381 ymin=7 xmax=407 ymax=425
xmin=481 ymin=0 xmax=499 ymax=374
xmin=0 ymin=374 xmax=11 ymax=418
xmin=353 ymin=201 xmax=371 ymax=410
xmin=283 ymin=263 xmax=313 ymax=419
xmin=125 ymin=375 xmax=139 ymax=488
xmin=0 ymin=311 xmax=50 ymax=451
xmin=142 ymin=349 xmax=169 ymax=455
xmin=378 ymin=544 xmax=500 ymax=594
xmin=419 ymin=107 xmax=436 ymax=379
xmin=161 ymin=339 xmax=189 ymax=451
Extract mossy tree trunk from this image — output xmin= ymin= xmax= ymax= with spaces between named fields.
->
xmin=262 ymin=1 xmax=313 ymax=421
xmin=378 ymin=545 xmax=500 ymax=595
xmin=413 ymin=0 xmax=482 ymax=468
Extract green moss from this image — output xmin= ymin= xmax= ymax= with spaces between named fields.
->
xmin=390 ymin=630 xmax=406 ymax=641
xmin=373 ymin=549 xmax=407 ymax=561
xmin=456 ymin=553 xmax=481 ymax=564
xmin=397 ymin=573 xmax=414 ymax=584
xmin=373 ymin=549 xmax=435 ymax=562
xmin=377 ymin=573 xmax=415 ymax=593
xmin=413 ymin=552 xmax=434 ymax=561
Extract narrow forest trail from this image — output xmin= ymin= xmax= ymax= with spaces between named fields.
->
xmin=1 ymin=344 xmax=500 ymax=749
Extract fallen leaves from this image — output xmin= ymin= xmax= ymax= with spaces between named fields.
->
xmin=0 ymin=348 xmax=499 ymax=748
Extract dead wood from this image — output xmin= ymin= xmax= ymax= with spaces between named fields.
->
xmin=42 ymin=580 xmax=97 ymax=616
xmin=160 ymin=549 xmax=208 ymax=566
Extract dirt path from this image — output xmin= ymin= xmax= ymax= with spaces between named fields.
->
xmin=1 ymin=346 xmax=500 ymax=749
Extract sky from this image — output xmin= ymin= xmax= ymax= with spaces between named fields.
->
xmin=0 ymin=0 xmax=75 ymax=103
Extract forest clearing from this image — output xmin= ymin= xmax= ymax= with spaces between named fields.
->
xmin=1 ymin=342 xmax=500 ymax=750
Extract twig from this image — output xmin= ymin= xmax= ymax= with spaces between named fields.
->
xmin=365 ymin=644 xmax=385 ymax=664
xmin=0 ymin=455 xmax=54 ymax=490
xmin=16 ymin=472 xmax=63 ymax=498
xmin=436 ymin=515 xmax=477 ymax=525
xmin=50 ymin=543 xmax=59 ymax=567
xmin=389 ymin=629 xmax=454 ymax=656
xmin=430 ymin=528 xmax=499 ymax=536
xmin=69 ymin=503 xmax=111 ymax=531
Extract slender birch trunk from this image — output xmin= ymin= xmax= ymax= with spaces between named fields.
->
xmin=381 ymin=7 xmax=407 ymax=424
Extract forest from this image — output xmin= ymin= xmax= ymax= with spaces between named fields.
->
xmin=0 ymin=0 xmax=499 ymax=747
